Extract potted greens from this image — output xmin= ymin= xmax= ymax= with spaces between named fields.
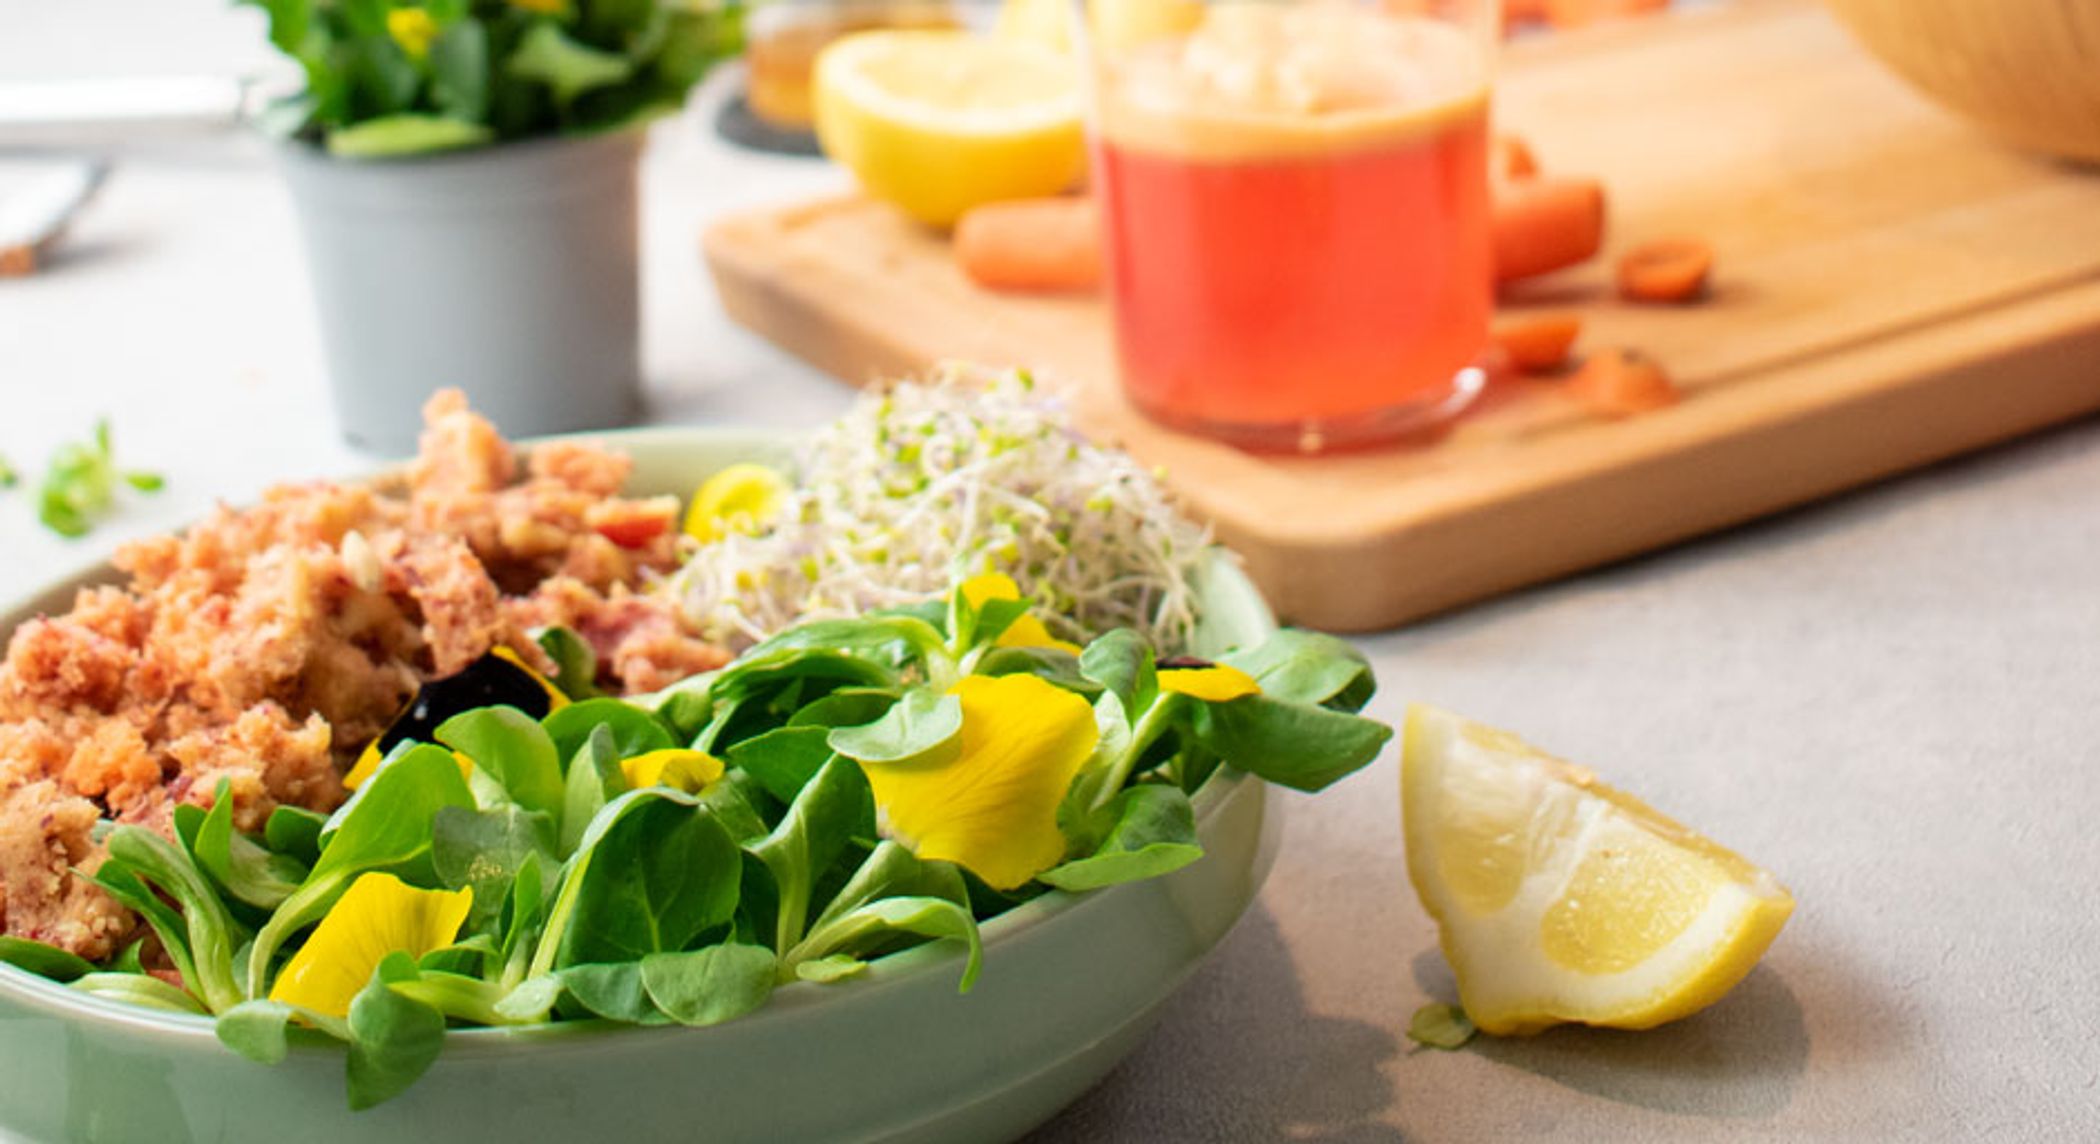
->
xmin=247 ymin=0 xmax=742 ymax=453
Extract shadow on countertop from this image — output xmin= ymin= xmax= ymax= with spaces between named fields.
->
xmin=1410 ymin=948 xmax=1810 ymax=1119
xmin=1022 ymin=905 xmax=1407 ymax=1143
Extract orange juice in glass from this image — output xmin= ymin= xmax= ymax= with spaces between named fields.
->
xmin=1088 ymin=1 xmax=1494 ymax=452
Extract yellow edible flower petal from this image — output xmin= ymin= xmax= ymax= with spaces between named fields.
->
xmin=861 ymin=674 xmax=1097 ymax=890
xmin=386 ymin=8 xmax=438 ymax=60
xmin=343 ymin=746 xmax=476 ymax=793
xmin=622 ymin=748 xmax=726 ymax=793
xmin=1158 ymin=663 xmax=1262 ymax=703
xmin=685 ymin=463 xmax=791 ymax=543
xmin=959 ymin=571 xmax=1082 ymax=654
xmin=960 ymin=571 xmax=1023 ymax=606
xmin=268 ymin=873 xmax=472 ymax=1019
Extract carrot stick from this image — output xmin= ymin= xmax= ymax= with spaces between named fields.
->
xmin=1493 ymin=313 xmax=1583 ymax=373
xmin=1493 ymin=177 xmax=1606 ymax=284
xmin=1564 ymin=348 xmax=1679 ymax=417
xmin=1617 ymin=237 xmax=1713 ymax=303
xmin=1546 ymin=0 xmax=1670 ymax=29
xmin=1504 ymin=0 xmax=1552 ymax=28
xmin=955 ymin=197 xmax=1103 ymax=293
xmin=1493 ymin=134 xmax=1540 ymax=183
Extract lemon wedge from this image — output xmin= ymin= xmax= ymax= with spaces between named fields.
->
xmin=685 ymin=462 xmax=792 ymax=543
xmin=1401 ymin=704 xmax=1794 ymax=1035
xmin=813 ymin=31 xmax=1086 ymax=227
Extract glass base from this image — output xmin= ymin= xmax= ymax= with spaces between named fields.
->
xmin=1128 ymin=366 xmax=1487 ymax=455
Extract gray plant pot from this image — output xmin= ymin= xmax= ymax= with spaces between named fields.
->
xmin=278 ymin=129 xmax=645 ymax=455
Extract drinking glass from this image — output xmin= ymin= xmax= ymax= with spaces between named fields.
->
xmin=1080 ymin=0 xmax=1497 ymax=452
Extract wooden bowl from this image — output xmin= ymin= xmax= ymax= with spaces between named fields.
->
xmin=1823 ymin=0 xmax=2100 ymax=163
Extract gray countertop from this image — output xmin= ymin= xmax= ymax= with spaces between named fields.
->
xmin=4 ymin=2 xmax=2098 ymax=1139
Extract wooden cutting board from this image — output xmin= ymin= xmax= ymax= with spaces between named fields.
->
xmin=703 ymin=0 xmax=2100 ymax=632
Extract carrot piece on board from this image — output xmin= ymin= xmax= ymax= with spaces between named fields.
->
xmin=1503 ymin=0 xmax=1552 ymax=28
xmin=1564 ymin=348 xmax=1679 ymax=417
xmin=1493 ymin=313 xmax=1583 ymax=373
xmin=954 ymin=197 xmax=1102 ymax=293
xmin=1493 ymin=177 xmax=1606 ymax=284
xmin=1546 ymin=0 xmax=1670 ymax=29
xmin=1493 ymin=134 xmax=1540 ymax=183
xmin=1617 ymin=237 xmax=1713 ymax=303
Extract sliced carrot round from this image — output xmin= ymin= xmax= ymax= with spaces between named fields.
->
xmin=1564 ymin=347 xmax=1679 ymax=417
xmin=1493 ymin=313 xmax=1583 ymax=374
xmin=1493 ymin=134 xmax=1540 ymax=183
xmin=1617 ymin=237 xmax=1713 ymax=303
xmin=1546 ymin=0 xmax=1671 ymax=30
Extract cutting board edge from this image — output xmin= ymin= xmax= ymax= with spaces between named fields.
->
xmin=1241 ymin=293 xmax=2100 ymax=631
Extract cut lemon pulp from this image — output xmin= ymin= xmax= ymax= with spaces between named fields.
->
xmin=1401 ymin=705 xmax=1794 ymax=1035
xmin=813 ymin=31 xmax=1085 ymax=227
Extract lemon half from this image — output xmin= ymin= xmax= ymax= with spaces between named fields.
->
xmin=1401 ymin=705 xmax=1794 ymax=1035
xmin=813 ymin=31 xmax=1086 ymax=227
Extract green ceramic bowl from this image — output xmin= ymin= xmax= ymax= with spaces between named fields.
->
xmin=0 ymin=429 xmax=1280 ymax=1144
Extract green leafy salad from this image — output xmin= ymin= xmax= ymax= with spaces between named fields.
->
xmin=0 ymin=572 xmax=1389 ymax=1109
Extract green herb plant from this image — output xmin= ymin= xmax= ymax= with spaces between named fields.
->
xmin=0 ymin=586 xmax=1392 ymax=1109
xmin=27 ymin=420 xmax=164 ymax=538
xmin=240 ymin=0 xmax=744 ymax=158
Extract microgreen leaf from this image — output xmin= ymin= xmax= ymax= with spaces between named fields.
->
xmin=264 ymin=806 xmax=328 ymax=866
xmin=1221 ymin=629 xmax=1376 ymax=712
xmin=556 ymin=961 xmax=658 ymax=1024
xmin=345 ymin=954 xmax=446 ymax=1110
xmin=640 ymin=944 xmax=776 ymax=1027
xmin=194 ymin=778 xmax=309 ymax=910
xmin=543 ymin=698 xmax=676 ymax=771
xmin=217 ymin=1000 xmax=297 ymax=1065
xmin=1080 ymin=629 xmax=1158 ymax=717
xmin=559 ymin=725 xmax=625 ymax=857
xmin=1193 ymin=696 xmax=1393 ymax=793
xmin=792 ymin=896 xmax=983 ymax=994
xmin=0 ymin=936 xmax=97 ymax=983
xmin=793 ymin=954 xmax=866 ymax=983
xmin=1040 ymin=784 xmax=1204 ymax=892
xmin=71 ymin=972 xmax=208 ymax=1015
xmin=437 ymin=706 xmax=565 ymax=821
xmin=1407 ymin=1003 xmax=1478 ymax=1051
xmin=784 ymin=688 xmax=899 ymax=731
xmin=431 ymin=805 xmax=556 ymax=936
xmin=825 ymin=689 xmax=961 ymax=768
xmin=539 ymin=788 xmax=741 ymax=971
xmin=724 ymin=726 xmax=835 ymax=804
xmin=104 ymin=826 xmax=243 ymax=1012
xmin=749 ymin=755 xmax=873 ymax=954
xmin=533 ymin=626 xmax=602 ymax=701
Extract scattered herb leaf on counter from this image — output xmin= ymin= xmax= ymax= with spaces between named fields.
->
xmin=34 ymin=419 xmax=163 ymax=538
xmin=0 ymin=574 xmax=1393 ymax=1109
xmin=0 ymin=452 xmax=16 ymax=488
xmin=1407 ymin=1003 xmax=1478 ymax=1051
